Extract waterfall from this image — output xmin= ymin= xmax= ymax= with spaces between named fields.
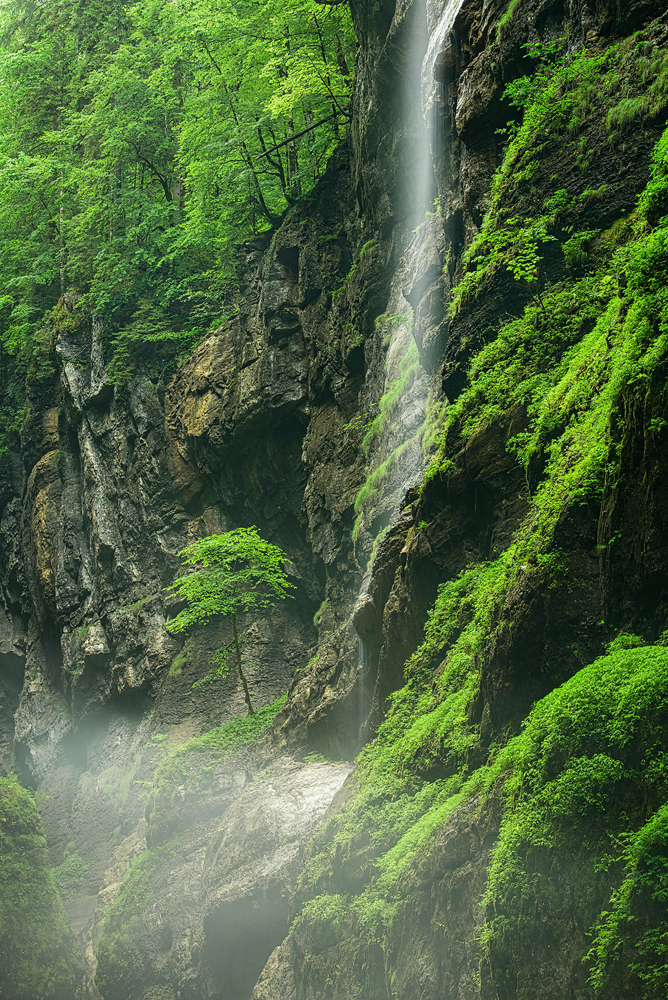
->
xmin=354 ymin=0 xmax=465 ymax=574
xmin=422 ymin=0 xmax=464 ymax=116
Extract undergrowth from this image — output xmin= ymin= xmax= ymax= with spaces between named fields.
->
xmin=0 ymin=775 xmax=81 ymax=1000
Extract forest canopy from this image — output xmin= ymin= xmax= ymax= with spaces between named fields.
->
xmin=0 ymin=0 xmax=354 ymax=417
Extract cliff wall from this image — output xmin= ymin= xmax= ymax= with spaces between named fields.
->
xmin=1 ymin=0 xmax=668 ymax=998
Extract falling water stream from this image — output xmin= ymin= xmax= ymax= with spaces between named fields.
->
xmin=353 ymin=0 xmax=465 ymax=696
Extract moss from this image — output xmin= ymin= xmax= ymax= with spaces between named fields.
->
xmin=497 ymin=0 xmax=523 ymax=38
xmin=169 ymin=650 xmax=186 ymax=677
xmin=51 ymin=851 xmax=89 ymax=897
xmin=128 ymin=593 xmax=156 ymax=614
xmin=145 ymin=694 xmax=287 ymax=843
xmin=361 ymin=340 xmax=419 ymax=458
xmin=450 ymin=26 xmax=668 ymax=317
xmin=0 ymin=775 xmax=81 ymax=1000
xmin=95 ymin=838 xmax=182 ymax=1000
xmin=313 ymin=599 xmax=328 ymax=626
xmin=296 ymin=560 xmax=510 ymax=931
xmin=427 ymin=112 xmax=668 ymax=560
xmin=481 ymin=647 xmax=668 ymax=993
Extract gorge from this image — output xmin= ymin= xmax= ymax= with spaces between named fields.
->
xmin=2 ymin=0 xmax=668 ymax=998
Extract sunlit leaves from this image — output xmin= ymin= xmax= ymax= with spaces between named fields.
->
xmin=0 ymin=0 xmax=355 ymax=385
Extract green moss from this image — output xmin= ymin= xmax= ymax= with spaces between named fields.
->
xmin=496 ymin=0 xmax=523 ymax=37
xmin=0 ymin=775 xmax=81 ymax=1000
xmin=52 ymin=851 xmax=89 ymax=897
xmin=480 ymin=647 xmax=668 ymax=993
xmin=128 ymin=594 xmax=156 ymax=614
xmin=374 ymin=311 xmax=410 ymax=331
xmin=313 ymin=599 xmax=328 ymax=626
xmin=427 ymin=116 xmax=668 ymax=559
xmin=450 ymin=28 xmax=668 ymax=317
xmin=296 ymin=559 xmax=510 ymax=929
xmin=169 ymin=651 xmax=186 ymax=677
xmin=146 ymin=695 xmax=286 ymax=843
xmin=354 ymin=441 xmax=411 ymax=516
xmin=361 ymin=340 xmax=419 ymax=457
xmin=95 ymin=838 xmax=182 ymax=1000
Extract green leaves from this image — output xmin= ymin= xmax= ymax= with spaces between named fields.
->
xmin=0 ymin=0 xmax=355 ymax=385
xmin=164 ymin=526 xmax=295 ymax=712
xmin=164 ymin=526 xmax=295 ymax=634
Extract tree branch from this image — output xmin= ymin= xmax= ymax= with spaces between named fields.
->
xmin=255 ymin=113 xmax=345 ymax=160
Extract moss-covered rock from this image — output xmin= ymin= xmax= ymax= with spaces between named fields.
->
xmin=0 ymin=775 xmax=81 ymax=1000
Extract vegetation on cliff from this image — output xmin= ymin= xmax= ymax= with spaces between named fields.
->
xmin=0 ymin=775 xmax=81 ymax=1000
xmin=165 ymin=526 xmax=295 ymax=713
xmin=0 ymin=0 xmax=354 ymax=449
xmin=287 ymin=17 xmax=668 ymax=998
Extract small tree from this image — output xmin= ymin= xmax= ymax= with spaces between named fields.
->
xmin=164 ymin=526 xmax=295 ymax=714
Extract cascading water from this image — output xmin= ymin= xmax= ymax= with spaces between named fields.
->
xmin=423 ymin=0 xmax=464 ymax=117
xmin=353 ymin=0 xmax=466 ymax=712
xmin=353 ymin=0 xmax=464 ymax=565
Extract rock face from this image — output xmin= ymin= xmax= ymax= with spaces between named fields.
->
xmin=1 ymin=0 xmax=668 ymax=998
xmin=93 ymin=753 xmax=352 ymax=1000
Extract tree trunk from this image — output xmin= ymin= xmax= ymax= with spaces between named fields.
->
xmin=232 ymin=613 xmax=254 ymax=715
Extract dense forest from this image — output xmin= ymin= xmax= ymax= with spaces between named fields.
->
xmin=2 ymin=0 xmax=668 ymax=999
xmin=0 ymin=0 xmax=354 ymax=426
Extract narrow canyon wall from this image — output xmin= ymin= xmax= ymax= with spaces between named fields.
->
xmin=1 ymin=0 xmax=668 ymax=998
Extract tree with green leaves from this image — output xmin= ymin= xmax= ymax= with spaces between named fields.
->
xmin=0 ymin=0 xmax=355 ymax=437
xmin=164 ymin=526 xmax=295 ymax=715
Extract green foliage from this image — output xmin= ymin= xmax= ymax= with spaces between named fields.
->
xmin=562 ymin=228 xmax=600 ymax=271
xmin=164 ymin=526 xmax=294 ymax=710
xmin=145 ymin=694 xmax=286 ymax=841
xmin=481 ymin=647 xmax=668 ymax=994
xmin=352 ymin=440 xmax=410 ymax=542
xmin=313 ymin=599 xmax=328 ymax=626
xmin=296 ymin=559 xmax=510 ymax=930
xmin=0 ymin=0 xmax=355 ymax=390
xmin=353 ymin=334 xmax=422 ymax=546
xmin=426 ymin=112 xmax=668 ymax=558
xmin=450 ymin=28 xmax=668 ymax=317
xmin=51 ymin=850 xmax=89 ymax=896
xmin=0 ymin=775 xmax=81 ymax=1000
xmin=496 ymin=0 xmax=522 ymax=36
xmin=587 ymin=803 xmax=668 ymax=994
xmin=606 ymin=632 xmax=646 ymax=653
xmin=156 ymin=695 xmax=287 ymax=784
xmin=165 ymin=526 xmax=294 ymax=633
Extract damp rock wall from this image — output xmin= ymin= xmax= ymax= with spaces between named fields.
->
xmin=1 ymin=0 xmax=668 ymax=998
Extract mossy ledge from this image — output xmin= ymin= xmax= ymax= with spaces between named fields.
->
xmin=0 ymin=776 xmax=81 ymax=1000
